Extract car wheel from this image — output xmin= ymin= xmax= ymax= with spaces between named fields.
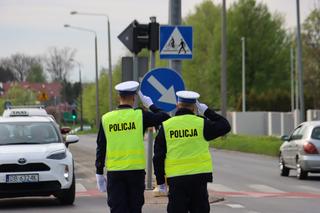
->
xmin=279 ymin=155 xmax=290 ymax=176
xmin=296 ymin=160 xmax=308 ymax=180
xmin=56 ymin=173 xmax=76 ymax=205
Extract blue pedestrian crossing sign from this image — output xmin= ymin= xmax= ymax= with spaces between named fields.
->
xmin=140 ymin=68 xmax=185 ymax=112
xmin=159 ymin=26 xmax=193 ymax=60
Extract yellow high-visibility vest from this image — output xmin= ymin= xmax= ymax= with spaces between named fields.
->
xmin=102 ymin=108 xmax=145 ymax=171
xmin=163 ymin=114 xmax=213 ymax=177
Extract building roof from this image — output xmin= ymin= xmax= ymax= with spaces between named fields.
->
xmin=1 ymin=82 xmax=62 ymax=99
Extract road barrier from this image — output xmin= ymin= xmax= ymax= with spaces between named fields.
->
xmin=227 ymin=109 xmax=320 ymax=136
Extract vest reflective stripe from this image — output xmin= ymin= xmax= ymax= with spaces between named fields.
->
xmin=163 ymin=114 xmax=213 ymax=177
xmin=102 ymin=109 xmax=145 ymax=171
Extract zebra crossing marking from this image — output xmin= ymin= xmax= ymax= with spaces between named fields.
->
xmin=208 ymin=183 xmax=320 ymax=199
xmin=76 ymin=183 xmax=87 ymax=192
xmin=226 ymin=204 xmax=244 ymax=208
xmin=248 ymin=184 xmax=285 ymax=193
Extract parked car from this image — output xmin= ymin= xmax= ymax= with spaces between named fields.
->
xmin=0 ymin=115 xmax=79 ymax=204
xmin=279 ymin=121 xmax=320 ymax=179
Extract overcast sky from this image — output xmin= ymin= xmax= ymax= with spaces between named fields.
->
xmin=0 ymin=0 xmax=318 ymax=82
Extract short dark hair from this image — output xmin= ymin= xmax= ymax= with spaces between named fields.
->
xmin=177 ymin=102 xmax=195 ymax=111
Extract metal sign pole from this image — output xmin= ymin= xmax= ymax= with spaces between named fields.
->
xmin=146 ymin=16 xmax=156 ymax=190
xmin=133 ymin=54 xmax=139 ymax=107
xmin=168 ymin=0 xmax=182 ymax=74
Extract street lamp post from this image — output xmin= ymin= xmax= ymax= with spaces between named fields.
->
xmin=296 ymin=0 xmax=305 ymax=122
xmin=221 ymin=0 xmax=227 ymax=118
xmin=241 ymin=37 xmax=246 ymax=112
xmin=71 ymin=60 xmax=84 ymax=131
xmin=64 ymin=24 xmax=100 ymax=128
xmin=70 ymin=11 xmax=113 ymax=111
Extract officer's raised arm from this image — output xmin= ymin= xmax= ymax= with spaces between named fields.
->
xmin=153 ymin=90 xmax=231 ymax=212
xmin=196 ymin=100 xmax=231 ymax=141
xmin=138 ymin=90 xmax=170 ymax=130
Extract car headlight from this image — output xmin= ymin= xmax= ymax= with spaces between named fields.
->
xmin=47 ymin=151 xmax=67 ymax=160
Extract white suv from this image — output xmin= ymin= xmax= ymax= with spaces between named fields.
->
xmin=0 ymin=116 xmax=79 ymax=205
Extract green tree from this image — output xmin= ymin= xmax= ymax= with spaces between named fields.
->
xmin=183 ymin=1 xmax=221 ymax=108
xmin=0 ymin=54 xmax=40 ymax=81
xmin=60 ymin=80 xmax=81 ymax=104
xmin=227 ymin=0 xmax=290 ymax=110
xmin=0 ymin=66 xmax=16 ymax=82
xmin=82 ymin=64 xmax=121 ymax=126
xmin=303 ymin=8 xmax=320 ymax=109
xmin=26 ymin=63 xmax=47 ymax=83
xmin=0 ymin=85 xmax=37 ymax=108
xmin=182 ymin=0 xmax=290 ymax=111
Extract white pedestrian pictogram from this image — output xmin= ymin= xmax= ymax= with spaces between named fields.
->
xmin=161 ymin=27 xmax=191 ymax=55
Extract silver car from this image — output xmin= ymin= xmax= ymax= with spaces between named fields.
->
xmin=279 ymin=121 xmax=320 ymax=179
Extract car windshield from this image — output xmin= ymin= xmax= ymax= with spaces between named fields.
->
xmin=0 ymin=122 xmax=60 ymax=145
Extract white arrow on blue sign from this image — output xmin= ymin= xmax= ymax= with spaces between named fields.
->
xmin=140 ymin=68 xmax=185 ymax=112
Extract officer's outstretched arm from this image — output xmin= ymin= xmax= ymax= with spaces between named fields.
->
xmin=138 ymin=91 xmax=153 ymax=109
xmin=203 ymin=108 xmax=231 ymax=141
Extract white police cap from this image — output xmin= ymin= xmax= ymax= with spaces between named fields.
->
xmin=115 ymin=81 xmax=139 ymax=96
xmin=176 ymin=90 xmax=200 ymax=103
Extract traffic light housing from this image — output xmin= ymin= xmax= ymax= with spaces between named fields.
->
xmin=118 ymin=20 xmax=160 ymax=54
xmin=148 ymin=22 xmax=159 ymax=52
xmin=133 ymin=21 xmax=149 ymax=54
xmin=133 ymin=21 xmax=160 ymax=53
xmin=71 ymin=109 xmax=77 ymax=121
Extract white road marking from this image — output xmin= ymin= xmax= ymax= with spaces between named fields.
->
xmin=76 ymin=183 xmax=87 ymax=192
xmin=207 ymin=183 xmax=238 ymax=192
xmin=248 ymin=184 xmax=285 ymax=193
xmin=226 ymin=204 xmax=244 ymax=208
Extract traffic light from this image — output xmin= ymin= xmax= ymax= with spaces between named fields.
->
xmin=71 ymin=109 xmax=77 ymax=121
xmin=133 ymin=21 xmax=160 ymax=53
xmin=148 ymin=21 xmax=159 ymax=52
xmin=133 ymin=21 xmax=149 ymax=54
xmin=118 ymin=19 xmax=160 ymax=54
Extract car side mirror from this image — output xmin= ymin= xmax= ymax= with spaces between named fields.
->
xmin=281 ymin=135 xmax=290 ymax=141
xmin=65 ymin=135 xmax=79 ymax=147
xmin=61 ymin=127 xmax=71 ymax=134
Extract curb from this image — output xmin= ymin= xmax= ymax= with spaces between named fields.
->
xmin=144 ymin=190 xmax=225 ymax=205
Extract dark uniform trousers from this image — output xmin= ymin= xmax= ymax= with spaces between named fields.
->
xmin=107 ymin=171 xmax=145 ymax=213
xmin=167 ymin=177 xmax=210 ymax=213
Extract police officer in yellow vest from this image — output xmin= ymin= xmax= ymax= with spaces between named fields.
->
xmin=153 ymin=90 xmax=231 ymax=213
xmin=95 ymin=81 xmax=170 ymax=213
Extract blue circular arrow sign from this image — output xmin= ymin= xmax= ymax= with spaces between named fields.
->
xmin=140 ymin=68 xmax=185 ymax=112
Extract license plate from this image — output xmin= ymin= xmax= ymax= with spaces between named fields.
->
xmin=6 ymin=174 xmax=39 ymax=183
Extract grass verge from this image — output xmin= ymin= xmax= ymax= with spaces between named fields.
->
xmin=75 ymin=128 xmax=98 ymax=135
xmin=210 ymin=134 xmax=282 ymax=157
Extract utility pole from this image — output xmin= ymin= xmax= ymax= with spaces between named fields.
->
xmin=221 ymin=0 xmax=227 ymax=118
xmin=79 ymin=67 xmax=83 ymax=131
xmin=168 ymin=0 xmax=182 ymax=74
xmin=107 ymin=18 xmax=113 ymax=111
xmin=241 ymin=37 xmax=246 ymax=112
xmin=290 ymin=47 xmax=294 ymax=112
xmin=146 ymin=16 xmax=157 ymax=190
xmin=95 ymin=35 xmax=100 ymax=127
xmin=296 ymin=0 xmax=304 ymax=121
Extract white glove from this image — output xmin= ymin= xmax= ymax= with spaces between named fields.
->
xmin=196 ymin=101 xmax=208 ymax=115
xmin=153 ymin=183 xmax=168 ymax=197
xmin=96 ymin=174 xmax=107 ymax=192
xmin=159 ymin=184 xmax=167 ymax=193
xmin=138 ymin=91 xmax=153 ymax=108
